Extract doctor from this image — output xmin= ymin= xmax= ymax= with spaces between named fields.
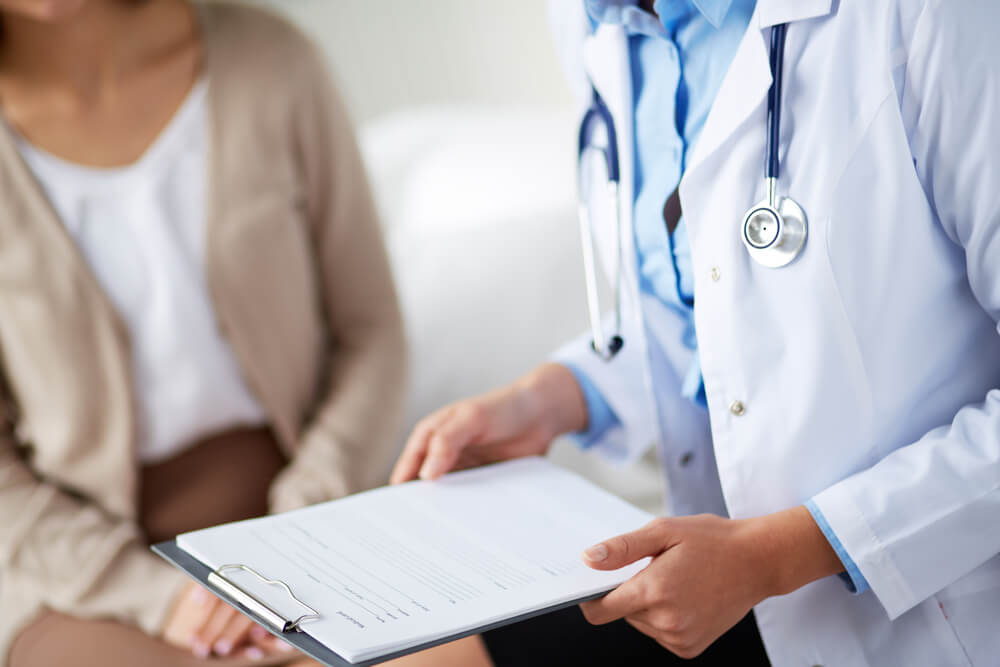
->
xmin=392 ymin=0 xmax=1000 ymax=665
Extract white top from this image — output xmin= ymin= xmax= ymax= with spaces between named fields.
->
xmin=15 ymin=81 xmax=266 ymax=463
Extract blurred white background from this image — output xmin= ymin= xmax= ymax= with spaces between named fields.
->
xmin=236 ymin=0 xmax=574 ymax=121
xmin=227 ymin=0 xmax=664 ymax=513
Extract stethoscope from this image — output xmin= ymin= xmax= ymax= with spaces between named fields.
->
xmin=577 ymin=22 xmax=806 ymax=360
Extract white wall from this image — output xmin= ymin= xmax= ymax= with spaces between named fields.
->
xmin=223 ymin=0 xmax=666 ymax=513
xmin=232 ymin=0 xmax=574 ymax=122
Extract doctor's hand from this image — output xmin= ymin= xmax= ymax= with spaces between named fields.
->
xmin=390 ymin=363 xmax=587 ymax=483
xmin=579 ymin=507 xmax=844 ymax=659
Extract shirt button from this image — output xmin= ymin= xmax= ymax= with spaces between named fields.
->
xmin=679 ymin=452 xmax=694 ymax=467
xmin=729 ymin=400 xmax=746 ymax=416
xmin=710 ymin=266 xmax=721 ymax=281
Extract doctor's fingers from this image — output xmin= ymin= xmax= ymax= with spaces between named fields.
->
xmin=579 ymin=574 xmax=656 ymax=626
xmin=392 ymin=401 xmax=489 ymax=483
xmin=417 ymin=404 xmax=491 ymax=480
xmin=391 ymin=408 xmax=455 ymax=483
xmin=582 ymin=518 xmax=675 ymax=571
xmin=624 ymin=617 xmax=703 ymax=660
xmin=580 ymin=532 xmax=681 ymax=627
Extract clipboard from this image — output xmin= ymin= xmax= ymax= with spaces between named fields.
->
xmin=153 ymin=540 xmax=610 ymax=666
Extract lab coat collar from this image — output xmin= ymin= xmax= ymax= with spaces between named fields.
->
xmin=757 ymin=0 xmax=834 ymax=27
xmin=683 ymin=3 xmax=770 ymax=180
xmin=582 ymin=23 xmax=632 ymax=129
xmin=686 ymin=0 xmax=834 ymax=178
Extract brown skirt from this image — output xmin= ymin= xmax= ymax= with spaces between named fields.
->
xmin=9 ymin=426 xmax=301 ymax=667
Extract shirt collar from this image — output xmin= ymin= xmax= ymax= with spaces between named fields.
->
xmin=757 ymin=0 xmax=833 ymax=27
xmin=669 ymin=0 xmax=734 ymax=28
xmin=585 ymin=0 xmax=736 ymax=33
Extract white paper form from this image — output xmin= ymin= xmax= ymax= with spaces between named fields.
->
xmin=177 ymin=457 xmax=655 ymax=663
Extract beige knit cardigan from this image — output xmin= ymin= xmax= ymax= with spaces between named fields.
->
xmin=0 ymin=3 xmax=406 ymax=660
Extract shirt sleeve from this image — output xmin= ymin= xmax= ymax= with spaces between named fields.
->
xmin=560 ymin=362 xmax=621 ymax=448
xmin=805 ymin=499 xmax=871 ymax=594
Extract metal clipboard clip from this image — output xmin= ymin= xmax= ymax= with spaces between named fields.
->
xmin=207 ymin=564 xmax=320 ymax=633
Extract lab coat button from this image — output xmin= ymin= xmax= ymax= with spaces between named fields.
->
xmin=729 ymin=400 xmax=746 ymax=416
xmin=711 ymin=267 xmax=721 ymax=281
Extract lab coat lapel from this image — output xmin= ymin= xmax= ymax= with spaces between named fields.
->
xmin=757 ymin=0 xmax=835 ymax=27
xmin=581 ymin=24 xmax=639 ymax=305
xmin=683 ymin=0 xmax=837 ymax=206
xmin=683 ymin=6 xmax=771 ymax=181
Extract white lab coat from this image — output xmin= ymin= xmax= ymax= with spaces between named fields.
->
xmin=551 ymin=1 xmax=1000 ymax=665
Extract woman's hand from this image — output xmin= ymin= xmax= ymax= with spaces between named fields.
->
xmin=390 ymin=363 xmax=589 ymax=483
xmin=162 ymin=582 xmax=297 ymax=659
xmin=579 ymin=507 xmax=844 ymax=658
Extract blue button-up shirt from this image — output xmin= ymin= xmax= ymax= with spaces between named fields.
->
xmin=565 ymin=0 xmax=869 ymax=595
xmin=571 ymin=0 xmax=751 ymax=446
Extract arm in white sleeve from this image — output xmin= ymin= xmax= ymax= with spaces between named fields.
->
xmin=810 ymin=0 xmax=1000 ymax=619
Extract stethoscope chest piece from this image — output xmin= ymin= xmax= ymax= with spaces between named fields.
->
xmin=741 ymin=22 xmax=808 ymax=269
xmin=742 ymin=192 xmax=807 ymax=268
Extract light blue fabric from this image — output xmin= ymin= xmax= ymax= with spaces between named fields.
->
xmin=564 ymin=363 xmax=619 ymax=444
xmin=807 ymin=500 xmax=871 ymax=594
xmin=570 ymin=0 xmax=752 ymax=447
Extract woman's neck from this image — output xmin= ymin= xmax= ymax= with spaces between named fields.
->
xmin=0 ymin=1 xmax=183 ymax=99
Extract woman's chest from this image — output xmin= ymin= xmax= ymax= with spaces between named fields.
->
xmin=0 ymin=44 xmax=200 ymax=168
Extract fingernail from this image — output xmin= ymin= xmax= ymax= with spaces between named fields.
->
xmin=214 ymin=639 xmax=232 ymax=656
xmin=250 ymin=626 xmax=268 ymax=641
xmin=193 ymin=641 xmax=210 ymax=658
xmin=192 ymin=587 xmax=209 ymax=605
xmin=277 ymin=640 xmax=296 ymax=652
xmin=418 ymin=462 xmax=436 ymax=480
xmin=245 ymin=646 xmax=264 ymax=660
xmin=584 ymin=544 xmax=608 ymax=562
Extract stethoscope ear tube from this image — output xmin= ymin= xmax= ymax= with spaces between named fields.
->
xmin=577 ymin=182 xmax=625 ymax=361
xmin=577 ymin=86 xmax=626 ymax=361
xmin=578 ymin=89 xmax=620 ymax=184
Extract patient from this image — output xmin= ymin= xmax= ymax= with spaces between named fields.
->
xmin=0 ymin=0 xmax=405 ymax=665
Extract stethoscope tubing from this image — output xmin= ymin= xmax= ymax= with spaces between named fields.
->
xmin=578 ymin=88 xmax=620 ymax=184
xmin=578 ymin=21 xmax=803 ymax=359
xmin=765 ymin=23 xmax=788 ymax=181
